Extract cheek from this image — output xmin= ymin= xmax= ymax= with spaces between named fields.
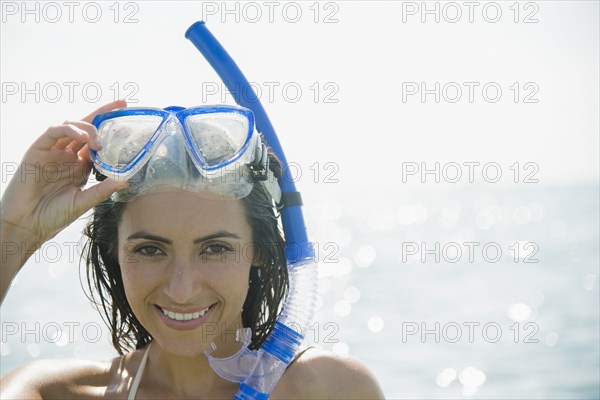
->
xmin=119 ymin=264 xmax=137 ymax=293
xmin=118 ymin=263 xmax=141 ymax=305
xmin=118 ymin=253 xmax=154 ymax=305
xmin=211 ymin=261 xmax=251 ymax=302
xmin=212 ymin=265 xmax=249 ymax=288
xmin=118 ymin=249 xmax=136 ymax=286
xmin=118 ymin=243 xmax=154 ymax=281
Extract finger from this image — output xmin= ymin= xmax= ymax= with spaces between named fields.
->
xmin=33 ymin=124 xmax=88 ymax=151
xmin=78 ymin=144 xmax=91 ymax=161
xmin=67 ymin=137 xmax=88 ymax=154
xmin=54 ymin=121 xmax=91 ymax=150
xmin=73 ymin=178 xmax=129 ymax=215
xmin=77 ymin=145 xmax=97 ymax=174
xmin=54 ymin=135 xmax=76 ymax=151
xmin=53 ymin=124 xmax=90 ymax=151
xmin=81 ymin=100 xmax=127 ymax=124
xmin=63 ymin=120 xmax=102 ymax=151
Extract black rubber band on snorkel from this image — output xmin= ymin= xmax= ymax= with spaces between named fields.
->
xmin=280 ymin=192 xmax=303 ymax=208
xmin=92 ymin=166 xmax=107 ymax=181
xmin=248 ymin=142 xmax=269 ymax=182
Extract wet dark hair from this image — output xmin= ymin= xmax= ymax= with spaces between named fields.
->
xmin=82 ymin=150 xmax=288 ymax=355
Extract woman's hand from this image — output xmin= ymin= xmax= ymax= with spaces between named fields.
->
xmin=0 ymin=100 xmax=129 ymax=249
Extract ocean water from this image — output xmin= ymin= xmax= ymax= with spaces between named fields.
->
xmin=1 ymin=183 xmax=598 ymax=399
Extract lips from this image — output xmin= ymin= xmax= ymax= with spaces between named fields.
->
xmin=154 ymin=303 xmax=216 ymax=331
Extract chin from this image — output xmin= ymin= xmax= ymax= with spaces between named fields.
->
xmin=153 ymin=335 xmax=213 ymax=357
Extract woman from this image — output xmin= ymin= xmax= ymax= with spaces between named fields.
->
xmin=0 ymin=100 xmax=384 ymax=399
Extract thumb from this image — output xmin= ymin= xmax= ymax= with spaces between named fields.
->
xmin=74 ymin=178 xmax=129 ymax=214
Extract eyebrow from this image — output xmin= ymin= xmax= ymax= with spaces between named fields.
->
xmin=126 ymin=230 xmax=241 ymax=244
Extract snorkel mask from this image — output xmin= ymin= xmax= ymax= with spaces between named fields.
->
xmin=91 ymin=22 xmax=317 ymax=400
xmin=90 ymin=105 xmax=280 ymax=202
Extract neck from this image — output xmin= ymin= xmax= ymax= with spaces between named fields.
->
xmin=143 ymin=327 xmax=247 ymax=397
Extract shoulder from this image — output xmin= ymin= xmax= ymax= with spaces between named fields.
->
xmin=0 ymin=351 xmax=138 ymax=399
xmin=0 ymin=358 xmax=105 ymax=399
xmin=277 ymin=347 xmax=385 ymax=399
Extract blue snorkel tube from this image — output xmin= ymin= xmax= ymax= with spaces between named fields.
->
xmin=185 ymin=22 xmax=318 ymax=399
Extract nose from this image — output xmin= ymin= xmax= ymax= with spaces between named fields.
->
xmin=163 ymin=256 xmax=200 ymax=304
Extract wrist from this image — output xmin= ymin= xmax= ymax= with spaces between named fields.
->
xmin=1 ymin=219 xmax=43 ymax=260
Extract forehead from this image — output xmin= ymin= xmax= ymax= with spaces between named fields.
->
xmin=118 ymin=191 xmax=250 ymax=238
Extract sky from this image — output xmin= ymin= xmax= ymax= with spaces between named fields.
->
xmin=1 ymin=0 xmax=598 ymax=195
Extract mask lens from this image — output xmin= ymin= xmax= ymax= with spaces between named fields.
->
xmin=96 ymin=115 xmax=163 ymax=171
xmin=184 ymin=112 xmax=250 ymax=168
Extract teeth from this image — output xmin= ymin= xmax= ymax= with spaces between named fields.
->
xmin=161 ymin=306 xmax=210 ymax=321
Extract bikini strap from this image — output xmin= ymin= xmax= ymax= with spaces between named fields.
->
xmin=128 ymin=342 xmax=152 ymax=400
xmin=286 ymin=345 xmax=315 ymax=370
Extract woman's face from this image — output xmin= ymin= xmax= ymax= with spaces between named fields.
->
xmin=117 ymin=191 xmax=254 ymax=356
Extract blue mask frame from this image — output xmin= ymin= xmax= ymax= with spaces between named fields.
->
xmin=90 ymin=105 xmax=257 ymax=180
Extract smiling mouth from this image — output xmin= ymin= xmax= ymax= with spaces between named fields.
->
xmin=156 ymin=304 xmax=216 ymax=322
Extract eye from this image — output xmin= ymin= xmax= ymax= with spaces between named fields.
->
xmin=134 ymin=244 xmax=165 ymax=258
xmin=201 ymin=243 xmax=234 ymax=256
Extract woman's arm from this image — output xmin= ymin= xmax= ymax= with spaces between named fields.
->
xmin=0 ymin=100 xmax=129 ymax=304
xmin=0 ymin=222 xmax=41 ymax=304
xmin=0 ymin=361 xmax=44 ymax=399
xmin=0 ymin=357 xmax=112 ymax=399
